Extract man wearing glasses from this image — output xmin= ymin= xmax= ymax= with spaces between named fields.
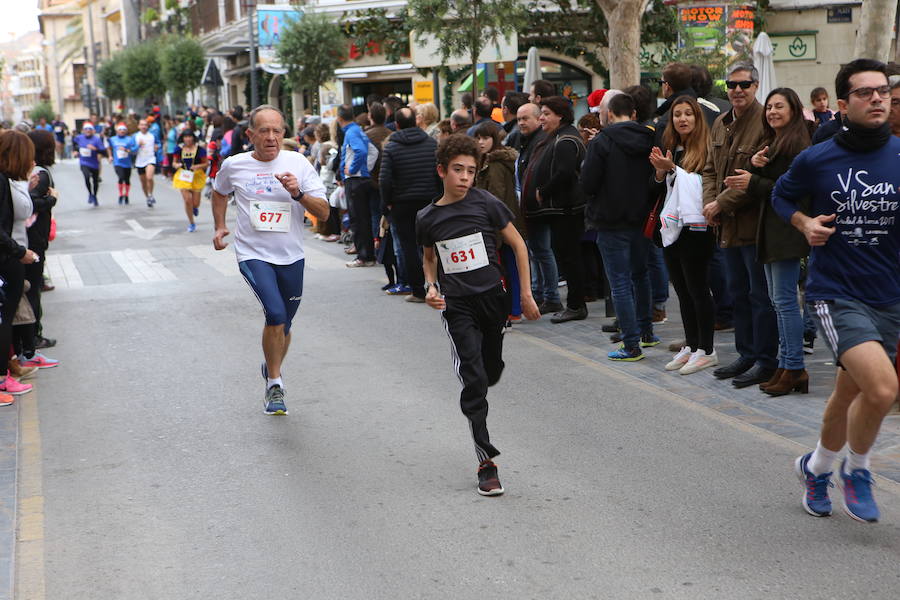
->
xmin=701 ymin=62 xmax=777 ymax=388
xmin=773 ymin=59 xmax=900 ymax=523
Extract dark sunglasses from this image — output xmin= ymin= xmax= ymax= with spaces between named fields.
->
xmin=725 ymin=80 xmax=755 ymax=90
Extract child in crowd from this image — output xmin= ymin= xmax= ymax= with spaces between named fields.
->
xmin=417 ymin=134 xmax=540 ymax=496
xmin=809 ymin=87 xmax=834 ymax=126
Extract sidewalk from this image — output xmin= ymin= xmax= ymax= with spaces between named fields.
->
xmin=513 ymin=292 xmax=900 ymax=483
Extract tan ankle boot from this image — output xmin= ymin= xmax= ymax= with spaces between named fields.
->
xmin=763 ymin=369 xmax=809 ymax=397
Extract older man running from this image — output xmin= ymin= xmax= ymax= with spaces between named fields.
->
xmin=212 ymin=105 xmax=329 ymax=415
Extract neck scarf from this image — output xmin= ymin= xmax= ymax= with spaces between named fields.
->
xmin=834 ymin=120 xmax=891 ymax=152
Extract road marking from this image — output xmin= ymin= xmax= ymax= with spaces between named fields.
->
xmin=110 ymin=249 xmax=176 ymax=283
xmin=187 ymin=245 xmax=238 ymax=276
xmin=124 ymin=219 xmax=162 ymax=241
xmin=17 ymin=389 xmax=46 ymax=599
xmin=44 ymin=254 xmax=83 ymax=289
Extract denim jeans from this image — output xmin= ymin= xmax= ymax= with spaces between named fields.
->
xmin=723 ymin=245 xmax=778 ymax=369
xmin=526 ymin=219 xmax=560 ymax=304
xmin=648 ymin=244 xmax=669 ymax=309
xmin=389 ymin=220 xmax=407 ymax=286
xmin=764 ymin=259 xmax=805 ymax=370
xmin=709 ymin=244 xmax=733 ymax=325
xmin=596 ymin=228 xmax=653 ymax=350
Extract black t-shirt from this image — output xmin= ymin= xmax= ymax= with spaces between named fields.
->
xmin=416 ymin=187 xmax=513 ymax=297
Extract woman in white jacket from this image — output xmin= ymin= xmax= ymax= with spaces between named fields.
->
xmin=649 ymin=96 xmax=717 ymax=375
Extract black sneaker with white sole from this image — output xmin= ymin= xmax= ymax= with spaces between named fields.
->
xmin=477 ymin=461 xmax=504 ymax=496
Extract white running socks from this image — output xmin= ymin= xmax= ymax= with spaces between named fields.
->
xmin=846 ymin=448 xmax=871 ymax=473
xmin=808 ymin=440 xmax=839 ymax=475
xmin=266 ymin=377 xmax=283 ymax=390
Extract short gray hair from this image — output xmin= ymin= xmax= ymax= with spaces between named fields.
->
xmin=726 ymin=62 xmax=759 ymax=82
xmin=248 ymin=104 xmax=286 ymax=129
xmin=890 ymin=75 xmax=900 ymax=91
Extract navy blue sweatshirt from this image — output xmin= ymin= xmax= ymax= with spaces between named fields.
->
xmin=772 ymin=136 xmax=900 ymax=307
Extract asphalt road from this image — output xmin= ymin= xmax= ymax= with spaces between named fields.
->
xmin=18 ymin=159 xmax=900 ymax=599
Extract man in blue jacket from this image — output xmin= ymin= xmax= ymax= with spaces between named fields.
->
xmin=773 ymin=59 xmax=900 ymax=524
xmin=337 ymin=104 xmax=376 ymax=267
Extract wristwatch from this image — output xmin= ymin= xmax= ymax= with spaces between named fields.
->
xmin=291 ymin=190 xmax=305 ymax=202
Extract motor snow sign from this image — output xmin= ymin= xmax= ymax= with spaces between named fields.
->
xmin=770 ymin=32 xmax=817 ymax=61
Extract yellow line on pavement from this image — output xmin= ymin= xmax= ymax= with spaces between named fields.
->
xmin=513 ymin=330 xmax=900 ymax=496
xmin=16 ymin=390 xmax=45 ymax=600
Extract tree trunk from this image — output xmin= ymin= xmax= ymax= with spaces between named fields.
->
xmin=595 ymin=0 xmax=648 ymax=89
xmin=854 ymin=0 xmax=898 ymax=62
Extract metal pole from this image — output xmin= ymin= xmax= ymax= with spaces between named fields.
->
xmin=432 ymin=70 xmax=440 ymax=117
xmin=86 ymin=2 xmax=99 ymax=114
xmin=248 ymin=2 xmax=258 ymax=108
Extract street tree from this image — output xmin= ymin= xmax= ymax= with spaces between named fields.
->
xmin=276 ymin=12 xmax=346 ymax=113
xmin=96 ymin=52 xmax=127 ymax=105
xmin=592 ymin=0 xmax=651 ymax=89
xmin=854 ymin=0 xmax=898 ymax=62
xmin=121 ymin=41 xmax=165 ymax=102
xmin=407 ymin=0 xmax=525 ymax=100
xmin=29 ymin=102 xmax=55 ymax=124
xmin=160 ymin=37 xmax=206 ymax=101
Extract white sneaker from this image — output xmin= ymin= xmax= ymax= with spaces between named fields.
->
xmin=665 ymin=346 xmax=692 ymax=371
xmin=679 ymin=349 xmax=718 ymax=375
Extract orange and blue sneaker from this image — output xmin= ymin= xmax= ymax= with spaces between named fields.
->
xmin=794 ymin=453 xmax=832 ymax=517
xmin=21 ymin=352 xmax=58 ymax=369
xmin=839 ymin=458 xmax=879 ymax=523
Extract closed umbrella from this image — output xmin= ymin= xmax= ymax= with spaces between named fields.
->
xmin=753 ymin=32 xmax=777 ymax=103
xmin=522 ymin=46 xmax=542 ymax=93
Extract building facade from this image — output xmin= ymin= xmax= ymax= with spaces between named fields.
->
xmin=0 ymin=32 xmax=47 ymax=124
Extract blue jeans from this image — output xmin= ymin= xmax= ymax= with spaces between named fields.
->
xmin=764 ymin=259 xmax=805 ymax=370
xmin=527 ymin=219 xmax=559 ymax=304
xmin=596 ymin=229 xmax=653 ymax=350
xmin=709 ymin=244 xmax=733 ymax=324
xmin=389 ymin=221 xmax=407 ymax=286
xmin=648 ymin=245 xmax=669 ymax=309
xmin=723 ymin=245 xmax=778 ymax=369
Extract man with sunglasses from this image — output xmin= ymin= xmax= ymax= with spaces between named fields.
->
xmin=773 ymin=59 xmax=900 ymax=523
xmin=701 ymin=62 xmax=777 ymax=388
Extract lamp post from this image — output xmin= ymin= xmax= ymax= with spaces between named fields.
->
xmin=246 ymin=0 xmax=258 ymax=107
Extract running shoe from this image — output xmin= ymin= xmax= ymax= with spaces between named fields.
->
xmin=118 ymin=195 xmax=124 ymax=205
xmin=345 ymin=259 xmax=375 ymax=268
xmin=193 ymin=207 xmax=199 ymax=217
xmin=639 ymin=333 xmax=661 ymax=347
xmin=263 ymin=384 xmax=288 ymax=416
xmin=477 ymin=460 xmax=504 ymax=496
xmin=794 ymin=453 xmax=833 ymax=517
xmin=260 ymin=360 xmax=268 ymax=381
xmin=124 ymin=196 xmax=129 ymax=205
xmin=608 ymin=347 xmax=644 ymax=361
xmin=665 ymin=347 xmax=692 ymax=371
xmin=839 ymin=459 xmax=879 ymax=522
xmin=507 ymin=314 xmax=522 ymax=322
xmin=0 ymin=376 xmax=31 ymax=396
xmin=0 ymin=393 xmax=14 ymax=407
xmin=381 ymin=282 xmax=395 ymax=291
xmin=146 ymin=196 xmax=153 ymax=208
xmin=323 ymin=234 xmax=341 ymax=242
xmin=386 ymin=284 xmax=412 ymax=295
xmin=679 ymin=350 xmax=718 ymax=375
xmin=187 ymin=223 xmax=197 ymax=233
xmin=20 ymin=353 xmax=58 ymax=369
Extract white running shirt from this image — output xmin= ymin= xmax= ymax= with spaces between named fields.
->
xmin=214 ymin=150 xmax=326 ymax=265
xmin=134 ymin=132 xmax=157 ymax=167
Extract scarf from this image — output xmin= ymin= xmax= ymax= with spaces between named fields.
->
xmin=834 ymin=120 xmax=891 ymax=152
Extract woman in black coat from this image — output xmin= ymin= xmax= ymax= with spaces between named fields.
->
xmin=521 ymin=96 xmax=588 ymax=323
xmin=26 ymin=129 xmax=58 ymax=349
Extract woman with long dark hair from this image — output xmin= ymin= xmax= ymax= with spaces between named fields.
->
xmin=725 ymin=87 xmax=812 ymax=396
xmin=0 ymin=131 xmax=42 ymax=400
xmin=650 ymin=96 xmax=717 ymax=374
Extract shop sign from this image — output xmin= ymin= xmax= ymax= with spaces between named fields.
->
xmin=410 ymin=31 xmax=518 ymax=68
xmin=770 ymin=33 xmax=817 ymax=61
xmin=827 ymin=7 xmax=852 ymax=23
xmin=257 ymin=4 xmax=303 ymax=74
xmin=414 ymin=81 xmax=435 ymax=105
xmin=677 ymin=4 xmax=755 ymax=56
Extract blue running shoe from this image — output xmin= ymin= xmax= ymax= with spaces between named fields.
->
xmin=193 ymin=207 xmax=199 ymax=217
xmin=386 ymin=284 xmax=412 ymax=295
xmin=840 ymin=459 xmax=878 ymax=522
xmin=608 ymin=346 xmax=644 ymax=361
xmin=794 ymin=453 xmax=832 ymax=517
xmin=640 ymin=333 xmax=661 ymax=348
xmin=187 ymin=223 xmax=197 ymax=233
xmin=263 ymin=384 xmax=288 ymax=415
xmin=260 ymin=360 xmax=268 ymax=381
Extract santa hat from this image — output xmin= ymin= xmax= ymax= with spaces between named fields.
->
xmin=587 ymin=89 xmax=608 ymax=113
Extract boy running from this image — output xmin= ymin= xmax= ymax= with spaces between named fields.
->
xmin=416 ymin=134 xmax=540 ymax=496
